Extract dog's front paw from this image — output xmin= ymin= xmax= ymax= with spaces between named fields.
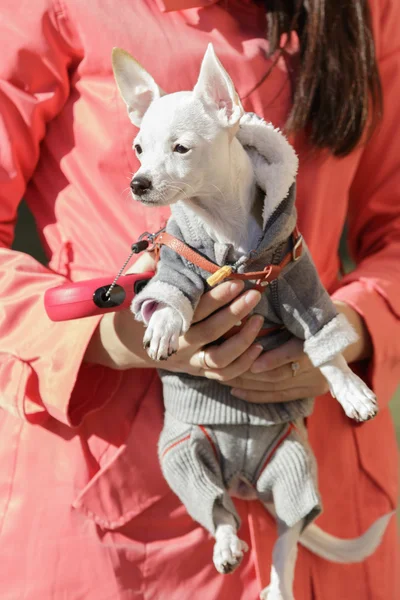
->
xmin=213 ymin=530 xmax=248 ymax=575
xmin=143 ymin=305 xmax=183 ymax=361
xmin=332 ymin=372 xmax=378 ymax=422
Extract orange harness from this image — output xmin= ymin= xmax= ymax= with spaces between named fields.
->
xmin=149 ymin=227 xmax=303 ymax=339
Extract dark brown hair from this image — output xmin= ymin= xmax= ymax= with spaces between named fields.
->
xmin=264 ymin=0 xmax=382 ymax=156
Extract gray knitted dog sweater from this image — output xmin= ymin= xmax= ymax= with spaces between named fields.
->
xmin=159 ymin=412 xmax=321 ymax=534
xmin=132 ymin=112 xmax=358 ymax=532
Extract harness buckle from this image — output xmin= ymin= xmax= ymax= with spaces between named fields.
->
xmin=258 ymin=264 xmax=280 ymax=287
xmin=292 ymin=234 xmax=303 ymax=261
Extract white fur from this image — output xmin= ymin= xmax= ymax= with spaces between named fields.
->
xmin=113 ymin=43 xmax=388 ymax=599
xmin=132 ymin=280 xmax=193 ymax=361
xmin=260 ymin=519 xmax=303 ymax=600
xmin=300 ymin=512 xmax=395 ymax=563
xmin=112 ymin=44 xmax=262 ymax=253
xmin=262 ymin=504 xmax=394 ymax=599
xmin=142 ymin=304 xmax=183 ymax=361
xmin=213 ymin=524 xmax=249 ymax=574
xmin=320 ymin=354 xmax=378 ymax=421
xmin=112 ymin=48 xmax=164 ymax=126
xmin=304 ymin=313 xmax=359 ymax=367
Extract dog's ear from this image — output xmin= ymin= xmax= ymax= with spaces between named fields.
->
xmin=193 ymin=44 xmax=243 ymax=130
xmin=112 ymin=48 xmax=164 ymax=127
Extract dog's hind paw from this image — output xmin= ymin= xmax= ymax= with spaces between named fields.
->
xmin=213 ymin=530 xmax=248 ymax=575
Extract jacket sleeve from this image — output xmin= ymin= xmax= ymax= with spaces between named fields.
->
xmin=276 ymin=248 xmax=358 ymax=367
xmin=0 ymin=0 xmax=121 ymax=427
xmin=131 ymin=219 xmax=205 ymax=332
xmin=331 ymin=0 xmax=400 ymax=410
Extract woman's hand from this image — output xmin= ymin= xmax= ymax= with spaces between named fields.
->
xmin=222 ymin=336 xmax=330 ymax=403
xmin=85 ymin=250 xmax=372 ymax=404
xmin=84 ymin=252 xmax=267 ymax=375
xmin=159 ymin=283 xmax=265 ymax=376
xmin=215 ymin=301 xmax=373 ymax=404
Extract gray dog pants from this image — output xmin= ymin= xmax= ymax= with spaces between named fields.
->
xmin=158 ymin=411 xmax=321 ymax=536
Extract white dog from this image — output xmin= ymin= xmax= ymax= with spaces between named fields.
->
xmin=112 ymin=45 xmax=392 ymax=600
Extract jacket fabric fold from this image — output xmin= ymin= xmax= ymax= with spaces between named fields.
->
xmin=0 ymin=0 xmax=398 ymax=598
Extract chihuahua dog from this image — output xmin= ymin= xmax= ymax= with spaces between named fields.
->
xmin=112 ymin=45 xmax=392 ymax=600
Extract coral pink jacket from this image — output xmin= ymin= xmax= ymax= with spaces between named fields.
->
xmin=0 ymin=0 xmax=398 ymax=598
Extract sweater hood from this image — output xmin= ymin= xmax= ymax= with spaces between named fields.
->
xmin=237 ymin=112 xmax=298 ymax=226
xmin=236 ymin=112 xmax=299 ymax=252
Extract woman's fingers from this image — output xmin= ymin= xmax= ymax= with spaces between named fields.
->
xmin=229 ymin=369 xmax=328 ymax=392
xmin=226 ymin=369 xmax=330 ymax=403
xmin=200 ymin=315 xmax=264 ymax=370
xmin=183 ymin=289 xmax=262 ymax=347
xmin=250 ymin=337 xmax=310 ymax=373
xmin=202 ymin=342 xmax=264 ymax=382
xmin=239 ymin=358 xmax=312 ymax=382
xmin=192 ymin=281 xmax=245 ymax=323
xmin=238 ymin=363 xmax=295 ymax=382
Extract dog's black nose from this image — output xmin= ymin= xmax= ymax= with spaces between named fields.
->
xmin=130 ymin=176 xmax=152 ymax=196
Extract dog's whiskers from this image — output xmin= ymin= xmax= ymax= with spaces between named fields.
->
xmin=165 ymin=180 xmax=191 ymax=202
xmin=206 ymin=182 xmax=226 ymax=202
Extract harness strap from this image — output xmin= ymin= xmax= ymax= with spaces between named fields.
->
xmin=153 ymin=232 xmax=221 ymax=274
xmin=153 ymin=226 xmax=303 ymax=289
xmin=151 ymin=227 xmax=303 ymax=339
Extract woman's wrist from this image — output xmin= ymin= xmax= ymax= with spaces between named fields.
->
xmin=333 ymin=300 xmax=373 ymax=363
xmin=83 ymin=310 xmax=152 ymax=370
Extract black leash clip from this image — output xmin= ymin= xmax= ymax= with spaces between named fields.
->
xmin=131 ymin=227 xmax=165 ymax=254
xmin=131 ymin=238 xmax=150 ymax=254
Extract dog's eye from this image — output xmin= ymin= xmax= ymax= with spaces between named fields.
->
xmin=174 ymin=144 xmax=190 ymax=154
xmin=134 ymin=144 xmax=143 ymax=155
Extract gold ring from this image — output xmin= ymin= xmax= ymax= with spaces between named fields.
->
xmin=291 ymin=361 xmax=300 ymax=377
xmin=198 ymin=349 xmax=211 ymax=370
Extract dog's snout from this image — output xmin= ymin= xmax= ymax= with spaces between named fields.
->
xmin=130 ymin=176 xmax=152 ymax=196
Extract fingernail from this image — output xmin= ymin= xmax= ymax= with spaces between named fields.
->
xmin=230 ymin=281 xmax=244 ymax=295
xmin=249 ymin=344 xmax=263 ymax=358
xmin=231 ymin=388 xmax=246 ymax=399
xmin=249 ymin=315 xmax=264 ymax=331
xmin=245 ymin=290 xmax=261 ymax=306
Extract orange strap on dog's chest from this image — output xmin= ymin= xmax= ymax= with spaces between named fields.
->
xmin=153 ymin=232 xmax=221 ymax=274
xmin=153 ymin=227 xmax=303 ymax=290
xmin=150 ymin=228 xmax=303 ymax=340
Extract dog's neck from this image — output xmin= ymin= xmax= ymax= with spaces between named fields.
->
xmin=181 ymin=138 xmax=263 ymax=255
